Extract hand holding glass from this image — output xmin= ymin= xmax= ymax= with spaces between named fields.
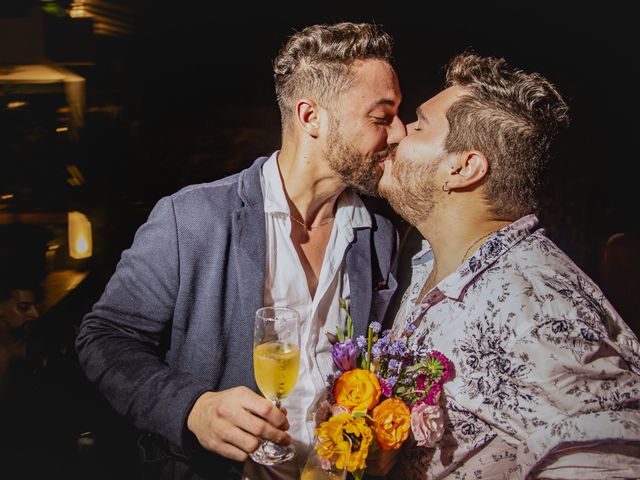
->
xmin=250 ymin=306 xmax=301 ymax=465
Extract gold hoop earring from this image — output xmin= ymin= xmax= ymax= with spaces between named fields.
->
xmin=442 ymin=181 xmax=451 ymax=194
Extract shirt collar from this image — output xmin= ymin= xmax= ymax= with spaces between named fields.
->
xmin=261 ymin=151 xmax=371 ymax=231
xmin=412 ymin=214 xmax=540 ymax=301
xmin=262 ymin=151 xmax=289 ymax=215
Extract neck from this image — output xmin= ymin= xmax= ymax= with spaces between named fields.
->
xmin=277 ymin=145 xmax=345 ymax=225
xmin=415 ymin=203 xmax=511 ymax=286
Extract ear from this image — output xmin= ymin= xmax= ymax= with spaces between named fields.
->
xmin=446 ymin=150 xmax=488 ymax=189
xmin=295 ymin=99 xmax=321 ymax=138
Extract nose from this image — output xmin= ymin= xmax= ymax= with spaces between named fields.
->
xmin=26 ymin=305 xmax=39 ymax=320
xmin=388 ymin=116 xmax=406 ymax=144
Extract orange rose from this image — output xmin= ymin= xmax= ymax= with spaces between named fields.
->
xmin=333 ymin=368 xmax=382 ymax=412
xmin=371 ymin=397 xmax=411 ymax=450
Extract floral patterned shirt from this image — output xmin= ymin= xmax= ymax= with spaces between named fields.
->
xmin=390 ymin=215 xmax=640 ymax=479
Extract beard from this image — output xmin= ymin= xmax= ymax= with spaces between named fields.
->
xmin=379 ymin=152 xmax=445 ymax=226
xmin=323 ymin=118 xmax=394 ymax=196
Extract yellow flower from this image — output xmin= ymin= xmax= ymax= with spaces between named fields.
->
xmin=316 ymin=412 xmax=374 ymax=472
xmin=371 ymin=398 xmax=411 ymax=450
xmin=333 ymin=368 xmax=382 ymax=413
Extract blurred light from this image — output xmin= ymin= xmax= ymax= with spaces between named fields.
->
xmin=0 ymin=194 xmax=14 ymax=200
xmin=7 ymin=101 xmax=28 ymax=109
xmin=56 ymin=127 xmax=69 ymax=133
xmin=69 ymin=2 xmax=90 ymax=18
xmin=68 ymin=211 xmax=92 ymax=259
xmin=66 ymin=165 xmax=86 ymax=186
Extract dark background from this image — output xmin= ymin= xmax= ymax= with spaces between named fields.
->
xmin=1 ymin=1 xmax=639 ymax=478
xmin=95 ymin=0 xmax=640 ymax=273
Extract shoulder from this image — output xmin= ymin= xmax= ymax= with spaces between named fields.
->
xmin=160 ymin=156 xmax=268 ymax=215
xmin=484 ymin=230 xmax=620 ymax=336
xmin=171 ymin=173 xmax=243 ymax=209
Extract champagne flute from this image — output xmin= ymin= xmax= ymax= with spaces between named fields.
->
xmin=301 ymin=435 xmax=350 ymax=480
xmin=250 ymin=306 xmax=301 ymax=465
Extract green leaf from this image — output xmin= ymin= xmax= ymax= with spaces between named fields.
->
xmin=339 ymin=296 xmax=354 ymax=340
xmin=351 ymin=411 xmax=373 ymax=421
xmin=405 ymin=360 xmax=428 ymax=373
xmin=352 ymin=469 xmax=365 ymax=480
xmin=336 ymin=325 xmax=345 ymax=342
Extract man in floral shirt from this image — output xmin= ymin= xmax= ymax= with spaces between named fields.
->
xmin=378 ymin=52 xmax=640 ymax=479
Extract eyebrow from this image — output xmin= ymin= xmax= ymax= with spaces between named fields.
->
xmin=367 ymin=98 xmax=398 ymax=112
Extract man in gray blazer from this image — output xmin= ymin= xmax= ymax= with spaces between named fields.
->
xmin=76 ymin=22 xmax=405 ymax=479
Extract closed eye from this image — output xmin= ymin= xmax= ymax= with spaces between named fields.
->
xmin=372 ymin=116 xmax=393 ymax=125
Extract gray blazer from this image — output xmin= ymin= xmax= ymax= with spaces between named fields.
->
xmin=75 ymin=156 xmax=399 ymax=478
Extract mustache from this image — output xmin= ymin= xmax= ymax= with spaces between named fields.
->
xmin=372 ymin=143 xmax=398 ymax=162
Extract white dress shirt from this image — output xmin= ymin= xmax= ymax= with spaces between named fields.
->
xmin=242 ymin=152 xmax=372 ymax=479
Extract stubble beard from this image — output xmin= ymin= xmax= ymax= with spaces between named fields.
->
xmin=379 ymin=153 xmax=444 ymax=227
xmin=323 ymin=119 xmax=391 ymax=197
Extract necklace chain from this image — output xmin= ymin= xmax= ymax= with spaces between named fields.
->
xmin=289 ymin=214 xmax=334 ymax=230
xmin=419 ymin=229 xmax=497 ymax=304
xmin=461 ymin=231 xmax=496 ymax=263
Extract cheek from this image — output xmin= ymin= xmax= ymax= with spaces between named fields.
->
xmin=395 ymin=142 xmax=420 ymax=172
xmin=396 ymin=136 xmax=442 ymax=170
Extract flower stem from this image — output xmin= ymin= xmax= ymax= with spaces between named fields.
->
xmin=365 ymin=326 xmax=373 ymax=370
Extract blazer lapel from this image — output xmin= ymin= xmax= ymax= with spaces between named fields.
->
xmin=233 ymin=205 xmax=266 ymax=313
xmin=346 ymin=227 xmax=373 ymax=339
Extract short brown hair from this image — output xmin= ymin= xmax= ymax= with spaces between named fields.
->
xmin=273 ymin=22 xmax=393 ymax=131
xmin=444 ymin=52 xmax=570 ymax=220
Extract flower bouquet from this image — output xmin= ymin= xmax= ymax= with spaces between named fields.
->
xmin=311 ymin=299 xmax=452 ymax=480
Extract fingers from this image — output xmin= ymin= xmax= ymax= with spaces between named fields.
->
xmin=186 ymin=387 xmax=291 ymax=462
xmin=217 ymin=398 xmax=291 ymax=446
xmin=240 ymin=390 xmax=290 ymax=431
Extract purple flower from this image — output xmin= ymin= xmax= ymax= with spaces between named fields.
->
xmin=370 ymin=321 xmax=382 ymax=333
xmin=388 ymin=359 xmax=400 ymax=372
xmin=332 ymin=339 xmax=357 ymax=372
xmin=371 ymin=342 xmax=382 ymax=359
xmin=387 ymin=339 xmax=405 ymax=356
xmin=356 ymin=335 xmax=368 ymax=349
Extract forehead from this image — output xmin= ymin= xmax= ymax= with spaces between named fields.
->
xmin=343 ymin=59 xmax=401 ymax=110
xmin=10 ymin=289 xmax=37 ymax=304
xmin=419 ymin=85 xmax=468 ymax=116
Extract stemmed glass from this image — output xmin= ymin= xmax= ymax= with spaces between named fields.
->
xmin=249 ymin=306 xmax=301 ymax=465
xmin=301 ymin=436 xmax=350 ymax=480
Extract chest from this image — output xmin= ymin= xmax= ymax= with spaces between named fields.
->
xmin=290 ymin=225 xmax=334 ymax=297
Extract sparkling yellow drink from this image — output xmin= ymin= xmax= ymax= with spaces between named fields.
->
xmin=253 ymin=341 xmax=300 ymax=401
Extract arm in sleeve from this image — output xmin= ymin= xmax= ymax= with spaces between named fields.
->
xmin=510 ymin=318 xmax=640 ymax=478
xmin=75 ymin=196 xmax=211 ymax=455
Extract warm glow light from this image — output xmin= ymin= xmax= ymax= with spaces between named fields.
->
xmin=7 ymin=101 xmax=28 ymax=109
xmin=56 ymin=126 xmax=69 ymax=133
xmin=68 ymin=211 xmax=92 ymax=259
xmin=69 ymin=2 xmax=90 ymax=18
xmin=0 ymin=194 xmax=14 ymax=200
